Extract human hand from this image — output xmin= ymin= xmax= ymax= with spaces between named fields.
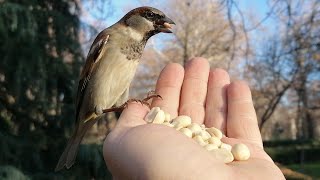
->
xmin=103 ymin=58 xmax=285 ymax=179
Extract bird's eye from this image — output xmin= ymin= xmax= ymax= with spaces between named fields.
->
xmin=145 ymin=12 xmax=155 ymax=18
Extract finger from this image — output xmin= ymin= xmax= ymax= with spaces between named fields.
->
xmin=104 ymin=102 xmax=150 ymax=169
xmin=226 ymin=81 xmax=263 ymax=148
xmin=113 ymin=102 xmax=149 ymax=134
xmin=179 ymin=57 xmax=210 ymax=124
xmin=205 ymin=68 xmax=230 ymax=133
xmin=151 ymin=63 xmax=184 ymax=118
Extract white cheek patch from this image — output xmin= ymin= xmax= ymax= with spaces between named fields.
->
xmin=143 ymin=17 xmax=154 ymax=29
xmin=128 ymin=28 xmax=144 ymax=41
xmin=126 ymin=16 xmax=155 ymax=41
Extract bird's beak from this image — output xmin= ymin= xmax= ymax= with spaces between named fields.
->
xmin=157 ymin=16 xmax=175 ymax=33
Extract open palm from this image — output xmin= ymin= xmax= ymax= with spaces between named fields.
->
xmin=103 ymin=58 xmax=285 ymax=179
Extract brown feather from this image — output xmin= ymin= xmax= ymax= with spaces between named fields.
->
xmin=55 ymin=33 xmax=109 ymax=171
xmin=120 ymin=6 xmax=164 ymax=26
xmin=75 ymin=34 xmax=109 ymax=122
xmin=55 ymin=116 xmax=97 ymax=171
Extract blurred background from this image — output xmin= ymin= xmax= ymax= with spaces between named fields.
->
xmin=0 ymin=0 xmax=319 ymax=179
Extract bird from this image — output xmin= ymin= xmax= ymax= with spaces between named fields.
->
xmin=55 ymin=6 xmax=175 ymax=171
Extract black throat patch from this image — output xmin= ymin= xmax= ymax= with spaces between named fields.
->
xmin=120 ymin=40 xmax=147 ymax=61
xmin=120 ymin=28 xmax=160 ymax=61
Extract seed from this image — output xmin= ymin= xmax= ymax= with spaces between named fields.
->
xmin=208 ymin=137 xmax=222 ymax=147
xmin=172 ymin=115 xmax=192 ymax=130
xmin=204 ymin=144 xmax=218 ymax=151
xmin=179 ymin=128 xmax=193 ymax=138
xmin=146 ymin=108 xmax=250 ymax=164
xmin=220 ymin=143 xmax=232 ymax=151
xmin=144 ymin=107 xmax=165 ymax=124
xmin=164 ymin=112 xmax=171 ymax=122
xmin=206 ymin=127 xmax=223 ymax=139
xmin=231 ymin=143 xmax=250 ymax=161
xmin=195 ymin=130 xmax=211 ymax=141
xmin=144 ymin=107 xmax=160 ymax=123
xmin=210 ymin=148 xmax=234 ymax=163
xmin=193 ymin=135 xmax=207 ymax=146
xmin=187 ymin=123 xmax=203 ymax=137
xmin=162 ymin=122 xmax=174 ymax=127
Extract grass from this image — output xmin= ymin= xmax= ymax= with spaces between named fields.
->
xmin=287 ymin=162 xmax=320 ymax=179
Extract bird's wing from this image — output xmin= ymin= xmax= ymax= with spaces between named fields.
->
xmin=75 ymin=33 xmax=110 ymax=122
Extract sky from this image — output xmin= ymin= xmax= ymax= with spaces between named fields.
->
xmin=108 ymin=0 xmax=273 ymax=27
xmin=80 ymin=0 xmax=277 ymax=54
xmin=81 ymin=0 xmax=274 ymax=30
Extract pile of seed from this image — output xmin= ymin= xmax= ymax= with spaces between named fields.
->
xmin=144 ymin=107 xmax=250 ymax=163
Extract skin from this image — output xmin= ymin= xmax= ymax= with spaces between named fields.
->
xmin=103 ymin=57 xmax=285 ymax=180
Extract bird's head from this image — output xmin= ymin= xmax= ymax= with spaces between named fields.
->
xmin=121 ymin=6 xmax=175 ymax=39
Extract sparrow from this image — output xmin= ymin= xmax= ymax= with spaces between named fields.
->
xmin=55 ymin=6 xmax=175 ymax=171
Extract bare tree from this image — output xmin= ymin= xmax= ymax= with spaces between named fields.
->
xmin=129 ymin=0 xmax=247 ymax=99
xmin=161 ymin=0 xmax=246 ymax=69
xmin=76 ymin=0 xmax=114 ymax=56
xmin=130 ymin=44 xmax=170 ymax=98
xmin=247 ymin=0 xmax=320 ymax=139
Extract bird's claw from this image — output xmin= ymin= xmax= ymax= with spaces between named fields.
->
xmin=101 ymin=93 xmax=162 ymax=113
xmin=126 ymin=98 xmax=150 ymax=107
xmin=147 ymin=90 xmax=156 ymax=97
xmin=142 ymin=93 xmax=163 ymax=108
xmin=143 ymin=92 xmax=163 ymax=102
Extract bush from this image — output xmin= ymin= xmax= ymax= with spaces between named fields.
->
xmin=0 ymin=166 xmax=30 ymax=180
xmin=264 ymin=140 xmax=320 ymax=164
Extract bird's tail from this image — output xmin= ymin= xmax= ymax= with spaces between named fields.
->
xmin=55 ymin=119 xmax=96 ymax=171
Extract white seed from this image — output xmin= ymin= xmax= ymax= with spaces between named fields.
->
xmin=172 ymin=115 xmax=192 ymax=130
xmin=179 ymin=128 xmax=193 ymax=138
xmin=206 ymin=127 xmax=223 ymax=139
xmin=187 ymin=123 xmax=202 ymax=136
xmin=220 ymin=143 xmax=232 ymax=151
xmin=193 ymin=135 xmax=207 ymax=146
xmin=162 ymin=122 xmax=174 ymax=127
xmin=154 ymin=110 xmax=165 ymax=124
xmin=145 ymin=107 xmax=165 ymax=124
xmin=231 ymin=143 xmax=250 ymax=161
xmin=195 ymin=130 xmax=211 ymax=141
xmin=164 ymin=112 xmax=171 ymax=122
xmin=144 ymin=107 xmax=160 ymax=123
xmin=204 ymin=144 xmax=218 ymax=151
xmin=210 ymin=148 xmax=234 ymax=163
xmin=208 ymin=137 xmax=222 ymax=147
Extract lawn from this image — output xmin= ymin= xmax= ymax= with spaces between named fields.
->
xmin=287 ymin=162 xmax=320 ymax=179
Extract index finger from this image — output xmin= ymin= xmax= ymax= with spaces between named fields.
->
xmin=151 ymin=63 xmax=184 ymax=118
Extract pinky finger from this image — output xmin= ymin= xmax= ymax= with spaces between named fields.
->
xmin=226 ymin=81 xmax=263 ymax=148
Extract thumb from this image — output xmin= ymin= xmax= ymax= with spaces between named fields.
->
xmin=105 ymin=102 xmax=149 ymax=148
xmin=104 ymin=102 xmax=149 ymax=160
xmin=103 ymin=102 xmax=149 ymax=177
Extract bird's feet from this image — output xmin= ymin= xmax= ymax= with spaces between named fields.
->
xmin=144 ymin=90 xmax=163 ymax=103
xmin=102 ymin=91 xmax=162 ymax=113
